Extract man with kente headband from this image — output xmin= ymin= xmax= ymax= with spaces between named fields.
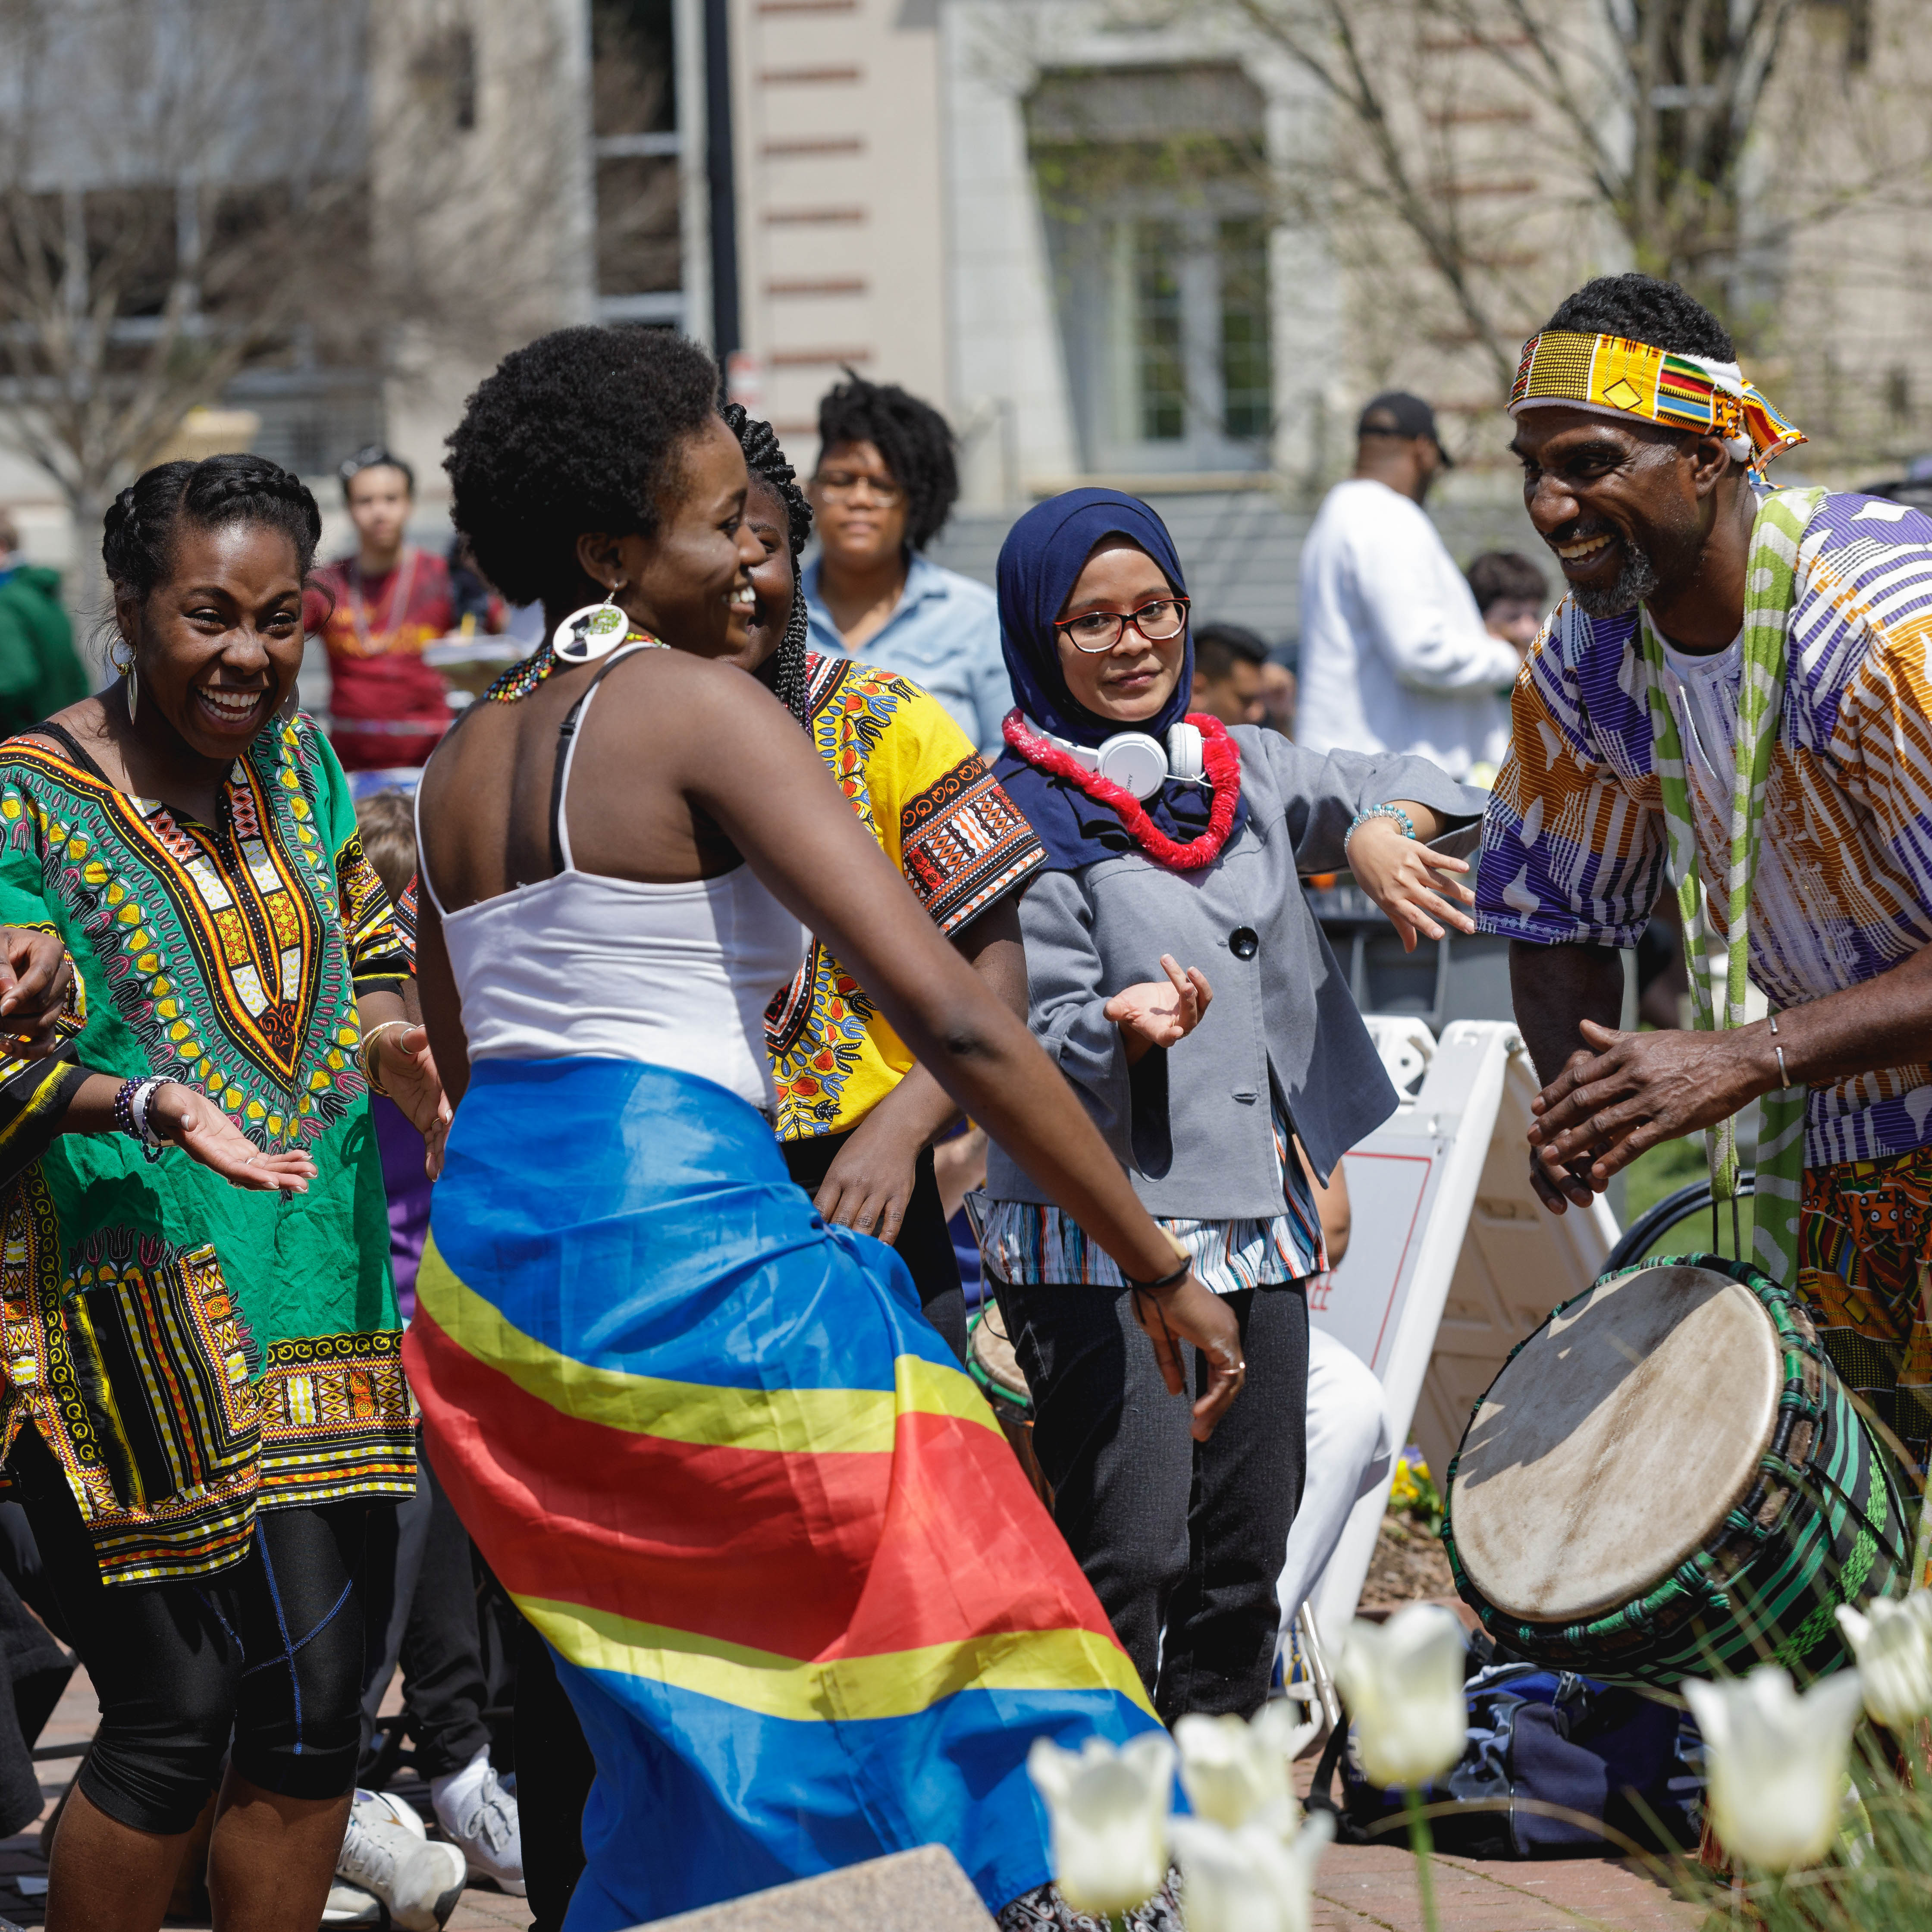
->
xmin=1476 ymin=271 xmax=1932 ymax=1482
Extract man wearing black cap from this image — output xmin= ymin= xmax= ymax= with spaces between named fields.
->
xmin=1296 ymin=392 xmax=1520 ymax=780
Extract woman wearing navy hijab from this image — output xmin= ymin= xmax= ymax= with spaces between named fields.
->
xmin=980 ymin=489 xmax=1482 ymax=1717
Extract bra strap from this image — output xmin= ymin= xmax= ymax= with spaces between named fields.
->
xmin=549 ymin=642 xmax=659 ymax=876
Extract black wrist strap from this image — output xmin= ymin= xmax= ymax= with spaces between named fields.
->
xmin=1123 ymin=1258 xmax=1190 ymax=1294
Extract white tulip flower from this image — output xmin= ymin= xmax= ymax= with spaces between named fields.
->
xmin=1682 ymin=1665 xmax=1868 ymax=1872
xmin=1836 ymin=1593 xmax=1932 ymax=1730
xmin=1027 ymin=1731 xmax=1176 ymax=1918
xmin=1170 ymin=1810 xmax=1335 ymax=1932
xmin=1174 ymin=1701 xmax=1318 ymax=1832
xmin=1333 ymin=1604 xmax=1467 ymax=1788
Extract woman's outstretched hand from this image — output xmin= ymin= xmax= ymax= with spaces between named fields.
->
xmin=1348 ymin=816 xmax=1477 ymax=953
xmin=1131 ymin=1272 xmax=1245 ymax=1440
xmin=149 ymin=1085 xmax=318 ymax=1193
xmin=373 ymin=1022 xmax=452 ymax=1179
xmin=1104 ymin=954 xmax=1213 ymax=1066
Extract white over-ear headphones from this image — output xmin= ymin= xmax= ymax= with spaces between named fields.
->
xmin=1024 ymin=718 xmax=1205 ymax=800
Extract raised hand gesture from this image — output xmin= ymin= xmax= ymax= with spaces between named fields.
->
xmin=1104 ymin=953 xmax=1214 ymax=1066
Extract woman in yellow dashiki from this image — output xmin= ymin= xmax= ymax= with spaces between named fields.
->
xmin=0 ymin=455 xmax=443 ymax=1932
xmin=723 ymin=405 xmax=1040 ymax=1359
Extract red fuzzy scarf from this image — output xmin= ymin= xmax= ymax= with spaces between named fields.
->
xmin=1002 ymin=709 xmax=1242 ymax=870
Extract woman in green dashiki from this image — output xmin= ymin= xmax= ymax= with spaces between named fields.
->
xmin=0 ymin=455 xmax=444 ymax=1932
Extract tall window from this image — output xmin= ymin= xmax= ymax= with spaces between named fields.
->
xmin=1030 ymin=65 xmax=1273 ymax=474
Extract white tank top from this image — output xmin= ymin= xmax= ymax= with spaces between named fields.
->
xmin=417 ymin=644 xmax=805 ymax=1113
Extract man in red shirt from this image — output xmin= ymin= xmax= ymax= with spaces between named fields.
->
xmin=314 ymin=448 xmax=473 ymax=770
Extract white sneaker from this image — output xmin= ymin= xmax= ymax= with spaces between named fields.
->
xmin=320 ymin=1875 xmax=384 ymax=1926
xmin=433 ymin=1757 xmax=525 ymax=1897
xmin=354 ymin=1786 xmax=428 ymax=1841
xmin=336 ymin=1796 xmax=466 ymax=1932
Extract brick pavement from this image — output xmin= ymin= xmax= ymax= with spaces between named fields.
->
xmin=0 ymin=1666 xmax=1706 ymax=1932
xmin=0 ymin=1663 xmax=533 ymax=1931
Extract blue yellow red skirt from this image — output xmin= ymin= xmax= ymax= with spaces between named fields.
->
xmin=404 ymin=1057 xmax=1161 ymax=1928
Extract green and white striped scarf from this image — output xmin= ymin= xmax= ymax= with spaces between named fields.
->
xmin=1638 ymin=486 xmax=1824 ymax=1286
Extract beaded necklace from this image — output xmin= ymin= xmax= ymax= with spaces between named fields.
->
xmin=1001 ymin=709 xmax=1242 ymax=870
xmin=483 ymin=628 xmax=661 ymax=703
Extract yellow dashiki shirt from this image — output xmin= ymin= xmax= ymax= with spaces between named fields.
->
xmin=765 ymin=653 xmax=1044 ymax=1138
xmin=0 ymin=715 xmax=413 ymax=1584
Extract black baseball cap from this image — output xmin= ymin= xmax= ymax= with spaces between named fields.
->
xmin=1357 ymin=392 xmax=1454 ymax=466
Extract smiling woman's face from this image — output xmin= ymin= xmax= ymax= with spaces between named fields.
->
xmin=721 ymin=474 xmax=797 ymax=678
xmin=1054 ymin=537 xmax=1185 ymax=725
xmin=120 ymin=519 xmax=306 ymax=761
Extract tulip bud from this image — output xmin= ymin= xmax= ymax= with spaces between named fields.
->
xmin=1333 ymin=1604 xmax=1467 ymax=1789
xmin=1170 ymin=1810 xmax=1335 ymax=1932
xmin=1027 ymin=1732 xmax=1175 ymax=1918
xmin=1174 ymin=1700 xmax=1317 ymax=1832
xmin=1682 ymin=1664 xmax=1868 ymax=1872
xmin=1836 ymin=1593 xmax=1932 ymax=1731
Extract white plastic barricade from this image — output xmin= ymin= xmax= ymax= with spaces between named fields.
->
xmin=1305 ymin=1018 xmax=1619 ymax=1647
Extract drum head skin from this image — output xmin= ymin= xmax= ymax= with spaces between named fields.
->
xmin=1451 ymin=1264 xmax=1781 ymax=1622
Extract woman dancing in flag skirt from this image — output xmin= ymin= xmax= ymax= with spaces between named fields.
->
xmin=403 ymin=326 xmax=1245 ymax=1930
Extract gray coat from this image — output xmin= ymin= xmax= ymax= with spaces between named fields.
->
xmin=987 ymin=729 xmax=1484 ymax=1220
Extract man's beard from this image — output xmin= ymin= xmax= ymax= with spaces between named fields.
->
xmin=1571 ymin=536 xmax=1660 ymax=618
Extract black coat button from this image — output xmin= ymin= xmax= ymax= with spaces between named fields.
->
xmin=1229 ymin=926 xmax=1259 ymax=960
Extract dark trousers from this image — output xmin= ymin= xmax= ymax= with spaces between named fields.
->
xmin=781 ymin=1133 xmax=968 ymax=1361
xmin=360 ymin=1445 xmax=492 ymax=1781
xmin=999 ymin=1281 xmax=1307 ymax=1722
xmin=515 ymin=1619 xmax=595 ymax=1932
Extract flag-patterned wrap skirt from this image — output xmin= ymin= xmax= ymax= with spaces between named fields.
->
xmin=404 ymin=1055 xmax=1163 ymax=1929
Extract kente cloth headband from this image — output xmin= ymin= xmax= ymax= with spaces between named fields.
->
xmin=1509 ymin=329 xmax=1805 ymax=469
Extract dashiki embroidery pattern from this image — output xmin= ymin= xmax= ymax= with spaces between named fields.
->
xmin=0 ymin=714 xmax=413 ymax=1584
xmin=1475 ymin=492 xmax=1932 ymax=1176
xmin=765 ymin=653 xmax=1044 ymax=1138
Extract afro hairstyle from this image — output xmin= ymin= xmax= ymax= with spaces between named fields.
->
xmin=443 ymin=326 xmax=722 ymax=612
xmin=1540 ymin=274 xmax=1735 ymax=362
xmin=815 ymin=369 xmax=959 ymax=551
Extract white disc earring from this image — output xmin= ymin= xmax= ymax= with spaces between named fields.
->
xmin=552 ymin=584 xmax=631 ymax=663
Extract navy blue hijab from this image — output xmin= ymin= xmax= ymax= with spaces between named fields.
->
xmin=991 ymin=489 xmax=1246 ymax=871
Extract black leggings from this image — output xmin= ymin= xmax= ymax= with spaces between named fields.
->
xmin=12 ymin=1429 xmax=371 ymax=1835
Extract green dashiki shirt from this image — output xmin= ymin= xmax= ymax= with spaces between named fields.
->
xmin=0 ymin=714 xmax=413 ymax=1585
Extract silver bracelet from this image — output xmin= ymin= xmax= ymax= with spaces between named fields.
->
xmin=1768 ymin=1012 xmax=1791 ymax=1089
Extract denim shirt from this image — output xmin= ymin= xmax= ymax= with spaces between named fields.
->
xmin=802 ymin=552 xmax=1011 ymax=763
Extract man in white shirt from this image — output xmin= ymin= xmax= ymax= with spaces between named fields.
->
xmin=1296 ymin=392 xmax=1521 ymax=779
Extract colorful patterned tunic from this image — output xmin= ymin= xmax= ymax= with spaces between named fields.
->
xmin=1475 ymin=492 xmax=1932 ymax=1173
xmin=0 ymin=715 xmax=413 ymax=1584
xmin=763 ymin=653 xmax=1044 ymax=1138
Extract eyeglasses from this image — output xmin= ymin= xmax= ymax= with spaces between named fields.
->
xmin=1055 ymin=596 xmax=1191 ymax=654
xmin=813 ymin=469 xmax=905 ymax=506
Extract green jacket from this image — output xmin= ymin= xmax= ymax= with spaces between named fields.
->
xmin=0 ymin=566 xmax=89 ymax=735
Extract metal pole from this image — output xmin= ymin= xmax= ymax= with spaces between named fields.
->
xmin=704 ymin=0 xmax=739 ymax=359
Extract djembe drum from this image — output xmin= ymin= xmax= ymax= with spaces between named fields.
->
xmin=1443 ymin=1255 xmax=1909 ymax=1687
xmin=967 ymin=1298 xmax=1052 ymax=1507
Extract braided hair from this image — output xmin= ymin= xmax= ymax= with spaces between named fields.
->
xmin=722 ymin=401 xmax=815 ymax=729
xmin=103 ymin=455 xmax=323 ymax=664
xmin=815 ymin=369 xmax=958 ymax=552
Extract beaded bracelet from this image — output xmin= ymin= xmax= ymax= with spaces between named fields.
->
xmin=112 ymin=1076 xmax=172 ymax=1162
xmin=1344 ymin=803 xmax=1417 ymax=853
